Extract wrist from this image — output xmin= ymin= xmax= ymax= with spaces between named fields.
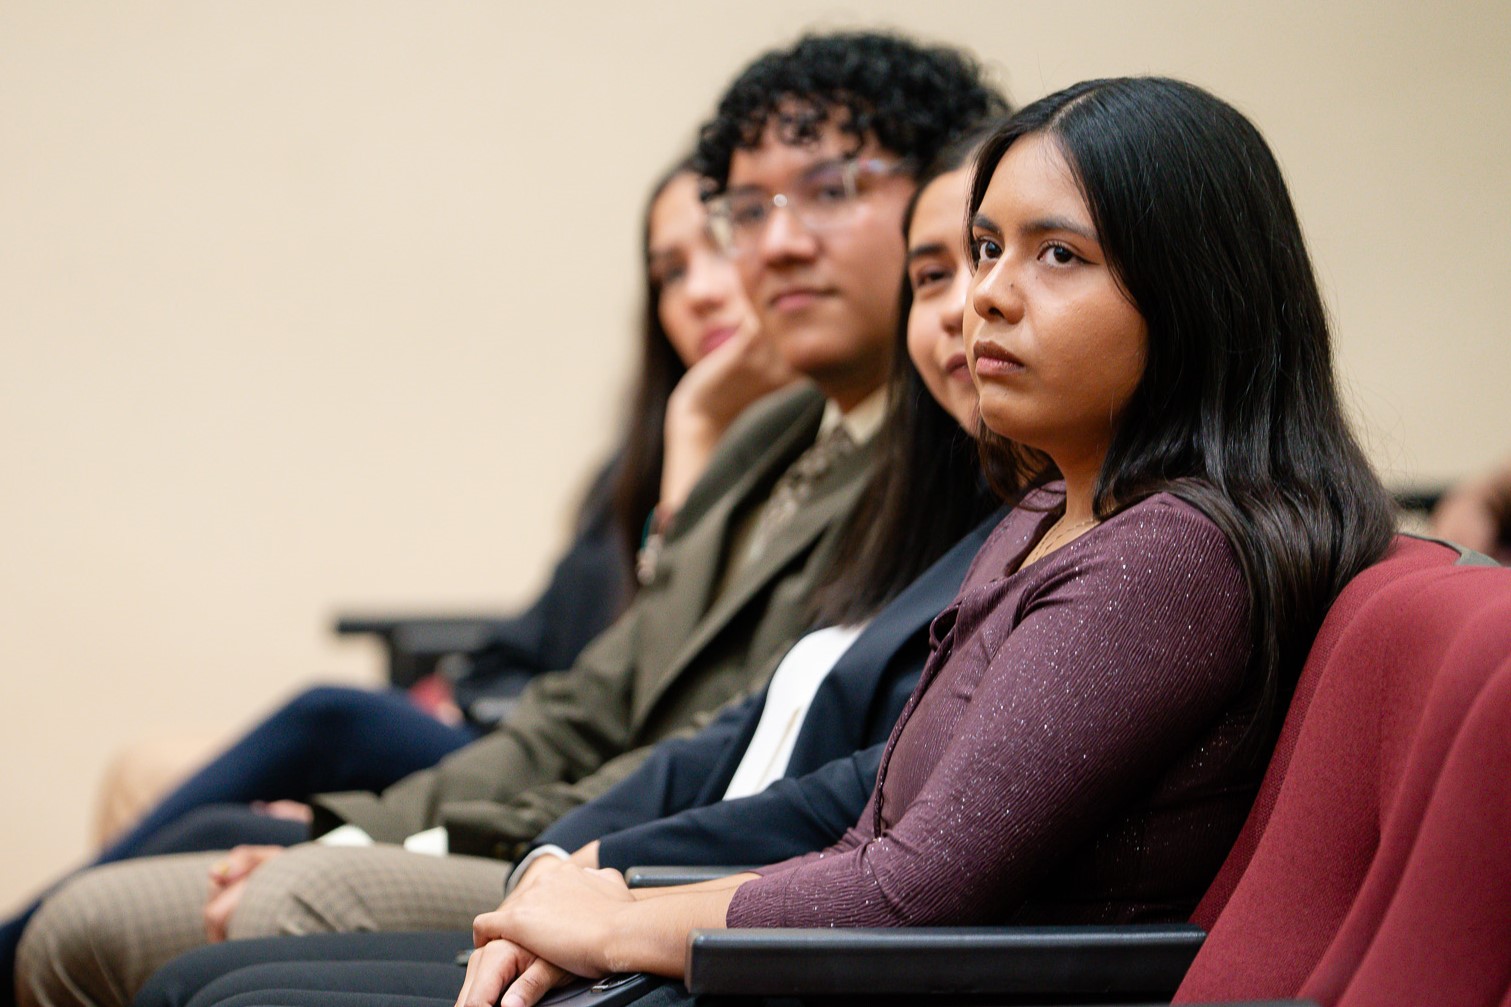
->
xmin=504 ymin=844 xmax=569 ymax=898
xmin=571 ymin=840 xmax=601 ymax=871
xmin=657 ymin=424 xmax=722 ymax=519
xmin=664 ymin=398 xmax=728 ymax=451
xmin=600 ymin=901 xmax=643 ymax=975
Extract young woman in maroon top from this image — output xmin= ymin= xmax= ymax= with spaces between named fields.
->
xmin=458 ymin=77 xmax=1397 ymax=1006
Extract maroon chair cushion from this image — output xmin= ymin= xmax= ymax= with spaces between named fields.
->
xmin=1321 ymin=656 xmax=1511 ymax=1007
xmin=1187 ymin=537 xmax=1453 ymax=932
xmin=1177 ymin=540 xmax=1511 ymax=1002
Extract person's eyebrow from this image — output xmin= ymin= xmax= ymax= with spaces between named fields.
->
xmin=797 ymin=156 xmax=852 ymax=179
xmin=969 ymin=211 xmax=1001 ymax=235
xmin=724 ymin=157 xmax=852 ymax=198
xmin=718 ymin=183 xmax=764 ymax=199
xmin=905 ymin=242 xmax=949 ymax=264
xmin=1021 ymin=215 xmax=1097 ymax=242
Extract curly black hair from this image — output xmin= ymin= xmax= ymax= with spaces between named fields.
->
xmin=693 ymin=31 xmax=1009 ymax=190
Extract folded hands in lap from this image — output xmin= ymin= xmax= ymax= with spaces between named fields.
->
xmin=203 ymin=844 xmax=286 ymax=942
xmin=462 ymin=863 xmax=637 ymax=1007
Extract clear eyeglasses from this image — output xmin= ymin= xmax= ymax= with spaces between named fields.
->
xmin=706 ymin=157 xmax=909 ymax=256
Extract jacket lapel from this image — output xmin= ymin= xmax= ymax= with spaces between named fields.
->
xmin=634 ymin=384 xmax=828 ymax=650
xmin=629 ymin=388 xmax=826 ymax=706
xmin=633 ymin=436 xmax=876 ymax=724
xmin=794 ymin=506 xmax=1009 ymax=757
xmin=694 ymin=506 xmax=1010 ymax=801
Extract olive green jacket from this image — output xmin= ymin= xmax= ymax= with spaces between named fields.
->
xmin=311 ymin=384 xmax=876 ymax=860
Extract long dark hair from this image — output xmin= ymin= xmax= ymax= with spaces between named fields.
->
xmin=966 ymin=77 xmax=1396 ymax=754
xmin=810 ymin=126 xmax=1006 ymax=626
xmin=603 ymin=162 xmax=694 ymax=579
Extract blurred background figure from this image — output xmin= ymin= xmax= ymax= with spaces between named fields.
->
xmin=1431 ymin=455 xmax=1511 ymax=563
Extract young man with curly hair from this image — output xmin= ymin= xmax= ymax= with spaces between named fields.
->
xmin=14 ymin=31 xmax=1006 ymax=1007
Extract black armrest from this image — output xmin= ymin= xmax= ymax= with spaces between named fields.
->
xmin=334 ymin=614 xmax=510 ymax=687
xmin=685 ymin=923 xmax=1205 ymax=1000
xmin=624 ymin=866 xmax=757 ymax=889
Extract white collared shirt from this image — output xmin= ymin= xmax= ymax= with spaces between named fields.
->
xmin=722 ymin=621 xmax=867 ymax=799
xmin=819 ymin=387 xmax=888 ymax=447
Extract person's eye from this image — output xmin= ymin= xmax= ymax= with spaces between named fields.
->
xmin=804 ymin=172 xmax=850 ymax=204
xmin=654 ymin=262 xmax=687 ymax=289
xmin=910 ymin=266 xmax=952 ymax=293
xmin=729 ymin=200 xmax=767 ymax=229
xmin=971 ymin=236 xmax=1002 ymax=266
xmin=1038 ymin=242 xmax=1080 ymax=266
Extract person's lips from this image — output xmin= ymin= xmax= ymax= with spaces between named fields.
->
xmin=944 ymin=351 xmax=973 ymax=384
xmin=768 ymin=286 xmax=828 ymax=313
xmin=700 ymin=325 xmax=739 ymax=356
xmin=970 ymin=338 xmax=1026 ymax=378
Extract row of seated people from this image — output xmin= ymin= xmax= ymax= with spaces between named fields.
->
xmin=85 ymin=145 xmax=803 ymax=855
xmin=5 ymin=30 xmax=1508 ymax=1007
xmin=84 ymin=176 xmax=791 ymax=856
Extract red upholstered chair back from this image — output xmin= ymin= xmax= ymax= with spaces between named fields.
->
xmin=1184 ymin=537 xmax=1453 ymax=933
xmin=1317 ymin=656 xmax=1511 ymax=1006
xmin=1175 ymin=536 xmax=1511 ymax=1003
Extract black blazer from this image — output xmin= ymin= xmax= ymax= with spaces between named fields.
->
xmin=537 ymin=506 xmax=1008 ymax=869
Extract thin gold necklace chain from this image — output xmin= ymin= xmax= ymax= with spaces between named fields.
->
xmin=1024 ymin=513 xmax=1098 ymax=566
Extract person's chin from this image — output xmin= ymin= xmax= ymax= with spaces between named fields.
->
xmin=976 ymin=393 xmax=1034 ymax=441
xmin=762 ymin=292 xmax=834 ymax=330
xmin=771 ymin=327 xmax=847 ymax=372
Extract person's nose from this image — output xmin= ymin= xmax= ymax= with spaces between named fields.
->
xmin=685 ymin=252 xmax=728 ymax=311
xmin=941 ymin=270 xmax=969 ymax=337
xmin=756 ymin=203 xmax=820 ymax=266
xmin=970 ymin=258 xmax=1024 ymax=326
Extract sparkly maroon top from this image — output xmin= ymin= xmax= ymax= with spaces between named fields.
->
xmin=727 ymin=489 xmax=1258 ymax=928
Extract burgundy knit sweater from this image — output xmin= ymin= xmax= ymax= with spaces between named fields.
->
xmin=726 ymin=489 xmax=1258 ymax=928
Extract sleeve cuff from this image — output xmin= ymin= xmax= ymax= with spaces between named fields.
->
xmin=317 ymin=824 xmax=375 ymax=847
xmin=503 ymin=844 xmax=570 ymax=897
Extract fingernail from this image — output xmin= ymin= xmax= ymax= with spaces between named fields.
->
xmin=501 ymin=995 xmax=524 ymax=1007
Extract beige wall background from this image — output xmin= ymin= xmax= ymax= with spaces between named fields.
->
xmin=1 ymin=1 xmax=1507 ymax=911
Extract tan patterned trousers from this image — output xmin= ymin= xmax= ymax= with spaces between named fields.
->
xmin=16 ymin=845 xmax=508 ymax=1007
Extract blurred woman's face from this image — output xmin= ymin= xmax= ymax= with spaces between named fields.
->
xmin=904 ymin=167 xmax=979 ymax=432
xmin=648 ymin=173 xmax=757 ymax=366
xmin=966 ymin=134 xmax=1147 ymax=468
